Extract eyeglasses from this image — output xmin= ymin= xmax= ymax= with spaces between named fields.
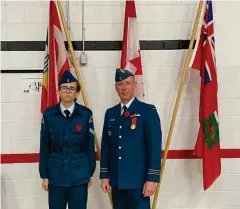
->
xmin=60 ymin=86 xmax=77 ymax=93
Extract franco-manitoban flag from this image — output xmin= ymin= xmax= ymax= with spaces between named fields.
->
xmin=189 ymin=0 xmax=221 ymax=190
xmin=121 ymin=0 xmax=144 ymax=99
xmin=41 ymin=0 xmax=71 ymax=113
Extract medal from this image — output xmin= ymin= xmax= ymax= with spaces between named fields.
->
xmin=131 ymin=124 xmax=136 ymax=130
xmin=131 ymin=117 xmax=137 ymax=130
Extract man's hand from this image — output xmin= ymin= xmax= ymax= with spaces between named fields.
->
xmin=42 ymin=179 xmax=49 ymax=191
xmin=142 ymin=181 xmax=157 ymax=197
xmin=101 ymin=178 xmax=111 ymax=193
xmin=88 ymin=178 xmax=93 ymax=188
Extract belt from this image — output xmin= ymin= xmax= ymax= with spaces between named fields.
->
xmin=52 ymin=145 xmax=84 ymax=156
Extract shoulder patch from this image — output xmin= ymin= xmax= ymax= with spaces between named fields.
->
xmin=89 ymin=115 xmax=93 ymax=123
xmin=89 ymin=128 xmax=95 ymax=135
xmin=147 ymin=104 xmax=156 ymax=109
xmin=152 ymin=105 xmax=156 ymax=110
xmin=146 ymin=104 xmax=158 ymax=113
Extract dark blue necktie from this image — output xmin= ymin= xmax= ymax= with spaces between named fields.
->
xmin=122 ymin=105 xmax=127 ymax=116
xmin=64 ymin=110 xmax=70 ymax=119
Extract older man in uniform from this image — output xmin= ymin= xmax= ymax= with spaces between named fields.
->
xmin=100 ymin=68 xmax=162 ymax=209
xmin=39 ymin=71 xmax=96 ymax=209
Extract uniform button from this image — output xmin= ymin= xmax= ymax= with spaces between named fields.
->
xmin=65 ymin=136 xmax=67 ymax=138
xmin=119 ymin=146 xmax=121 ymax=149
xmin=119 ymin=126 xmax=122 ymax=129
xmin=119 ymin=136 xmax=122 ymax=138
xmin=119 ymin=157 xmax=121 ymax=159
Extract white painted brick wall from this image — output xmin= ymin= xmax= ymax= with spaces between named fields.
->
xmin=1 ymin=1 xmax=240 ymax=209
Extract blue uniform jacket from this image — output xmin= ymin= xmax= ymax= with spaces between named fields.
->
xmin=39 ymin=102 xmax=96 ymax=187
xmin=100 ymin=98 xmax=162 ymax=189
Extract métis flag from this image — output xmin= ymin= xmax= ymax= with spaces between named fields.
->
xmin=121 ymin=0 xmax=144 ymax=100
xmin=189 ymin=0 xmax=221 ymax=190
xmin=41 ymin=0 xmax=71 ymax=113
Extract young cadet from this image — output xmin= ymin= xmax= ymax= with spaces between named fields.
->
xmin=100 ymin=68 xmax=162 ymax=209
xmin=39 ymin=71 xmax=96 ymax=209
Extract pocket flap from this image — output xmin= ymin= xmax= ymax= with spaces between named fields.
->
xmin=70 ymin=159 xmax=81 ymax=168
xmin=49 ymin=127 xmax=61 ymax=134
xmin=50 ymin=159 xmax=63 ymax=167
xmin=108 ymin=120 xmax=116 ymax=128
xmin=69 ymin=155 xmax=87 ymax=168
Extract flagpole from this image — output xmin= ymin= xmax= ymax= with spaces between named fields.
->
xmin=55 ymin=0 xmax=102 ymax=158
xmin=151 ymin=1 xmax=205 ymax=209
xmin=55 ymin=1 xmax=113 ymax=208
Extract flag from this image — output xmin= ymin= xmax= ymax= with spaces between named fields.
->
xmin=41 ymin=0 xmax=70 ymax=113
xmin=189 ymin=0 xmax=221 ymax=190
xmin=121 ymin=0 xmax=144 ymax=99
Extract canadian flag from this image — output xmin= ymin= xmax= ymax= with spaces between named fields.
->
xmin=121 ymin=0 xmax=144 ymax=100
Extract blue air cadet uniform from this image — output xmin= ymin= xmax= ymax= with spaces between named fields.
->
xmin=39 ymin=71 xmax=96 ymax=209
xmin=100 ymin=69 xmax=162 ymax=209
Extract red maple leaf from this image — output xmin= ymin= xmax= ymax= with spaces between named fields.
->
xmin=129 ymin=51 xmax=143 ymax=75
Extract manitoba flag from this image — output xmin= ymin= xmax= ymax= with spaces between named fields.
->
xmin=41 ymin=0 xmax=71 ymax=113
xmin=189 ymin=0 xmax=221 ymax=190
xmin=121 ymin=0 xmax=144 ymax=99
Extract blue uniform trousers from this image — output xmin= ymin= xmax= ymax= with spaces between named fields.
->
xmin=48 ymin=184 xmax=88 ymax=209
xmin=112 ymin=189 xmax=150 ymax=209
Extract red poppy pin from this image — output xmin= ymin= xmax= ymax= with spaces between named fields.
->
xmin=75 ymin=125 xmax=82 ymax=132
xmin=124 ymin=111 xmax=130 ymax=117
